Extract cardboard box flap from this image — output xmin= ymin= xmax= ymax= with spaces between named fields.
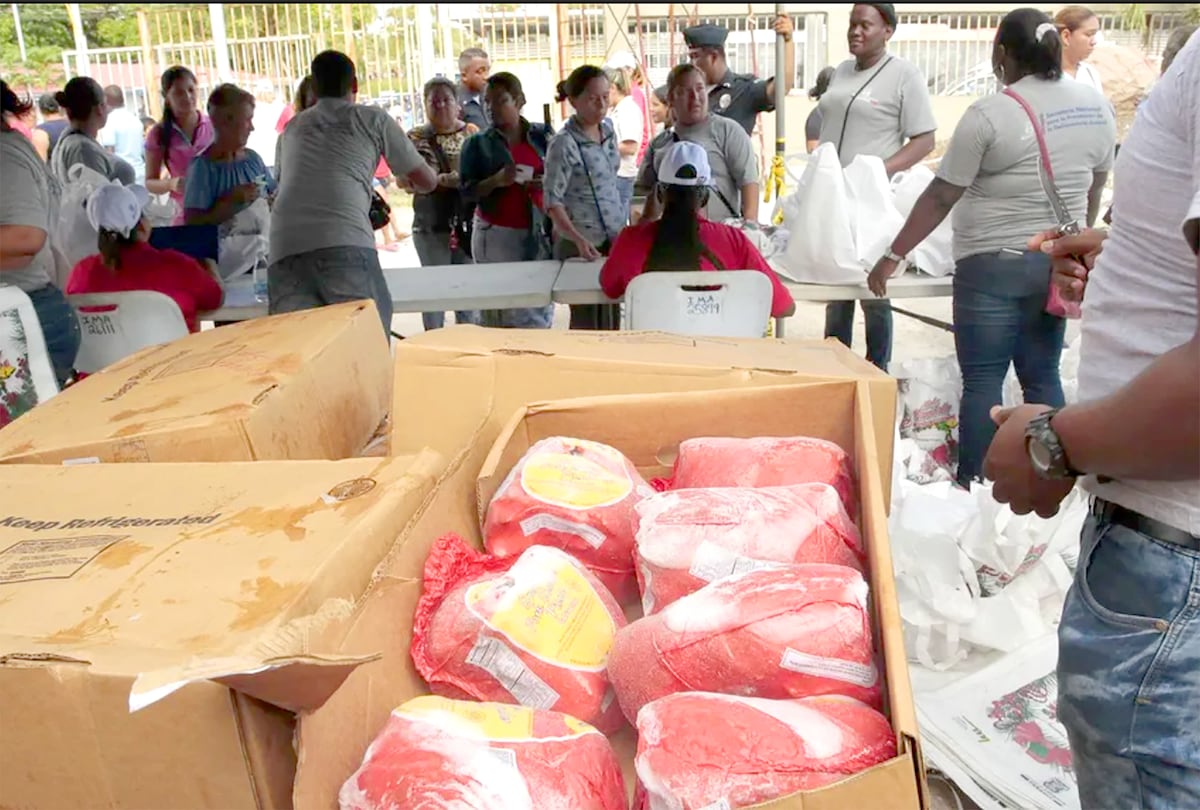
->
xmin=405 ymin=327 xmax=887 ymax=379
xmin=0 ymin=452 xmax=444 ymax=710
xmin=131 ymin=651 xmax=381 ymax=713
xmin=0 ymin=301 xmax=386 ymax=461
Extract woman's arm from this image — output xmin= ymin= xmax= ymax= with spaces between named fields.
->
xmin=618 ymin=139 xmax=638 ymax=158
xmin=1086 ymin=170 xmax=1108 ymax=228
xmin=0 ymin=225 xmax=47 ymax=271
xmin=867 ymin=178 xmax=966 ymax=296
xmin=143 ymin=144 xmax=178 ymax=196
xmin=883 ymin=131 xmax=936 ymax=177
xmin=740 ymin=182 xmax=760 ymax=221
xmin=31 ymin=129 xmax=50 ymax=162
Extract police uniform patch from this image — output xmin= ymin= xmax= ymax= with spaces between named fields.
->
xmin=719 ymin=93 xmax=731 ymax=110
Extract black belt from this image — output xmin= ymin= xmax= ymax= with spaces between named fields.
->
xmin=1092 ymin=498 xmax=1200 ymax=550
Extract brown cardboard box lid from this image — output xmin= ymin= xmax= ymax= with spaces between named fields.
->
xmin=403 ymin=326 xmax=889 ymax=378
xmin=0 ymin=451 xmax=443 ymax=713
xmin=0 ymin=301 xmax=390 ymax=463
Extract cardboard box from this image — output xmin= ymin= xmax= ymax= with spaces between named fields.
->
xmin=296 ymin=382 xmax=925 ymax=810
xmin=0 ymin=301 xmax=391 ymax=465
xmin=0 ymin=452 xmax=445 ymax=809
xmin=391 ymin=327 xmax=898 ymax=506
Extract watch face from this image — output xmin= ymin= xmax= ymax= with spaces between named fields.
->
xmin=1029 ymin=438 xmax=1053 ymax=471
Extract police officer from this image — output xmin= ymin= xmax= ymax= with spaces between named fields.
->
xmin=683 ymin=15 xmax=795 ymax=135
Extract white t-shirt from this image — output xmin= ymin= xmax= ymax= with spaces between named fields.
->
xmin=611 ymin=94 xmax=643 ymax=179
xmin=1067 ymin=61 xmax=1104 ymax=95
xmin=1078 ymin=30 xmax=1199 ymax=534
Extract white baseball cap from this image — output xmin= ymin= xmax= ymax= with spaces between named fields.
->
xmin=85 ymin=182 xmax=150 ymax=238
xmin=604 ymin=51 xmax=639 ymax=70
xmin=657 ymin=141 xmax=711 ymax=187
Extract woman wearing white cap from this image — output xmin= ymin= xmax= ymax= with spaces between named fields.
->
xmin=66 ymin=183 xmax=223 ymax=333
xmin=599 ymin=141 xmax=794 ymax=319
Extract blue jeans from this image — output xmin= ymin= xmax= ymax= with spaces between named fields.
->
xmin=471 ymin=217 xmax=553 ymax=329
xmin=953 ymin=251 xmax=1065 ymax=486
xmin=412 ymin=231 xmax=482 ymax=331
xmin=1058 ymin=510 xmax=1200 ymax=809
xmin=824 ymin=299 xmax=893 ymax=371
xmin=268 ymin=246 xmax=392 ymax=335
xmin=27 ymin=285 xmax=81 ymax=386
xmin=616 ymin=176 xmax=635 ymax=224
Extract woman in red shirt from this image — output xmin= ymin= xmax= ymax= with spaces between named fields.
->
xmin=67 ymin=183 xmax=224 ymax=332
xmin=600 ymin=141 xmax=795 ymax=318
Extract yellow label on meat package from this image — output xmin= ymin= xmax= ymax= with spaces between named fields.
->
xmin=397 ymin=696 xmax=592 ymax=740
xmin=519 ymin=441 xmax=632 ymax=510
xmin=464 ymin=546 xmax=616 ymax=671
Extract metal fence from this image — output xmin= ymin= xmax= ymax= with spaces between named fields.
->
xmin=891 ymin=8 xmax=1192 ymax=98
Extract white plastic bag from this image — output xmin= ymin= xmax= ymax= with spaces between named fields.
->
xmin=891 ymin=165 xmax=955 ymax=276
xmin=55 ymin=164 xmax=113 ymax=267
xmin=844 ymin=154 xmax=905 ymax=270
xmin=777 ymin=143 xmax=862 ymax=284
xmin=892 ymin=355 xmax=962 ymax=482
xmin=144 ymin=193 xmax=179 ymax=228
xmin=217 ymin=198 xmax=270 ymax=281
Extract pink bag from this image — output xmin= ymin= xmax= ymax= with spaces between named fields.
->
xmin=1003 ymin=87 xmax=1083 ymax=320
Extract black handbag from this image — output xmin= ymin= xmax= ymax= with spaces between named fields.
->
xmin=368 ymin=188 xmax=392 ymax=231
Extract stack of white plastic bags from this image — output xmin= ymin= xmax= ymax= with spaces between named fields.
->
xmin=769 ymin=143 xmax=954 ymax=284
xmin=888 ymin=346 xmax=1088 ymax=808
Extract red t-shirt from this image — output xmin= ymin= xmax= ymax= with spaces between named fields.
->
xmin=481 ymin=141 xmax=544 ymax=230
xmin=275 ymin=104 xmax=295 ymax=134
xmin=66 ymin=241 xmax=224 ymax=333
xmin=600 ymin=219 xmax=794 ymax=318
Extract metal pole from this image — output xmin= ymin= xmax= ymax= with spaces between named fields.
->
xmin=775 ymin=4 xmax=786 ymax=148
xmin=415 ymin=4 xmax=436 ymax=88
xmin=12 ymin=4 xmax=26 ymax=62
xmin=208 ymin=3 xmax=232 ymax=83
xmin=66 ymin=3 xmax=89 ymax=76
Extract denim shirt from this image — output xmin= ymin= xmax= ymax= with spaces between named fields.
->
xmin=460 ymin=120 xmax=553 ymax=258
xmin=543 ymin=116 xmax=624 ymax=246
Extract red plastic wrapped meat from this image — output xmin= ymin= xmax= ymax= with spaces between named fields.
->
xmin=340 ymin=695 xmax=627 ymax=810
xmin=485 ymin=437 xmax=652 ymax=603
xmin=634 ymin=693 xmax=896 ymax=809
xmin=670 ymin=436 xmax=858 ymax=519
xmin=634 ymin=483 xmax=864 ymax=613
xmin=411 ymin=534 xmax=627 ymax=733
xmin=609 ymin=565 xmax=880 ymax=725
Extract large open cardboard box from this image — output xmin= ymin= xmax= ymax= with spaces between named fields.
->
xmin=0 ymin=452 xmax=444 ymax=809
xmin=391 ymin=327 xmax=897 ymax=506
xmin=0 ymin=301 xmax=391 ymax=465
xmin=296 ymin=381 xmax=925 ymax=810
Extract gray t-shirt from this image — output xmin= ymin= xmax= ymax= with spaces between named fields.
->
xmin=1 ymin=131 xmax=60 ymax=292
xmin=636 ymin=115 xmax=759 ymax=221
xmin=818 ymin=55 xmax=937 ymax=166
xmin=938 ymin=76 xmax=1116 ymax=261
xmin=270 ymin=98 xmax=425 ymax=263
xmin=50 ymin=129 xmax=135 ymax=185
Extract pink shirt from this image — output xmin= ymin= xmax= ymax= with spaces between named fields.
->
xmin=600 ymin=218 xmax=794 ymax=318
xmin=630 ymin=85 xmax=651 ymax=164
xmin=145 ymin=112 xmax=215 ymax=219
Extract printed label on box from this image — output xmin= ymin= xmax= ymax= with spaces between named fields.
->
xmin=0 ymin=534 xmax=127 ymax=584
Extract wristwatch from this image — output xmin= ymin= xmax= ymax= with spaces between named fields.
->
xmin=882 ymin=248 xmax=905 ymax=264
xmin=1025 ymin=409 xmax=1079 ymax=479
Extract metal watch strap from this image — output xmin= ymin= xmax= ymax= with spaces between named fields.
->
xmin=1026 ymin=408 xmax=1079 ymax=479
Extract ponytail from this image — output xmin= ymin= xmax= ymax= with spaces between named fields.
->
xmin=643 ymin=185 xmax=724 ymax=273
xmin=555 ymin=64 xmax=606 ymax=103
xmin=97 ymin=228 xmax=137 ymax=271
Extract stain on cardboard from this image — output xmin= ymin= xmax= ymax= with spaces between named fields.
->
xmin=113 ymin=422 xmax=149 ymax=438
xmin=111 ymin=396 xmax=183 ymax=423
xmin=257 ymin=556 xmax=276 ymax=571
xmin=228 ymin=576 xmax=303 ymax=632
xmin=251 ymin=385 xmax=279 ymax=406
xmin=153 ymin=344 xmax=247 ymax=380
xmin=0 ymin=534 xmax=127 ymax=585
xmin=41 ymin=588 xmax=125 ymax=643
xmin=111 ymin=439 xmax=151 ymax=463
xmin=1 ymin=439 xmax=36 ymax=457
xmin=93 ymin=540 xmax=153 ymax=570
xmin=215 ymin=506 xmax=313 ymax=542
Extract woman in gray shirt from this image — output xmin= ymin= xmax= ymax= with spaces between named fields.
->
xmin=50 ymin=77 xmax=135 ymax=186
xmin=0 ymin=82 xmax=81 ymax=386
xmin=866 ymin=8 xmax=1115 ymax=486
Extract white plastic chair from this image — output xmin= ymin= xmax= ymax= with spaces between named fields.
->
xmin=0 ymin=286 xmax=59 ymax=419
xmin=624 ymin=271 xmax=773 ymax=338
xmin=68 ymin=291 xmax=190 ymax=374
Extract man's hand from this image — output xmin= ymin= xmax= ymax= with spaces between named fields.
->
xmin=983 ymin=404 xmax=1076 ymax=518
xmin=772 ymin=14 xmax=794 ymax=41
xmin=1028 ymin=228 xmax=1107 ymax=304
xmin=867 ymin=256 xmax=899 ymax=297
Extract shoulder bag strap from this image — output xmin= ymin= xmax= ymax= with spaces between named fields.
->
xmin=1002 ymin=86 xmax=1078 ymax=231
xmin=576 ymin=131 xmax=612 ymax=237
xmin=836 ymin=56 xmax=894 ymax=156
